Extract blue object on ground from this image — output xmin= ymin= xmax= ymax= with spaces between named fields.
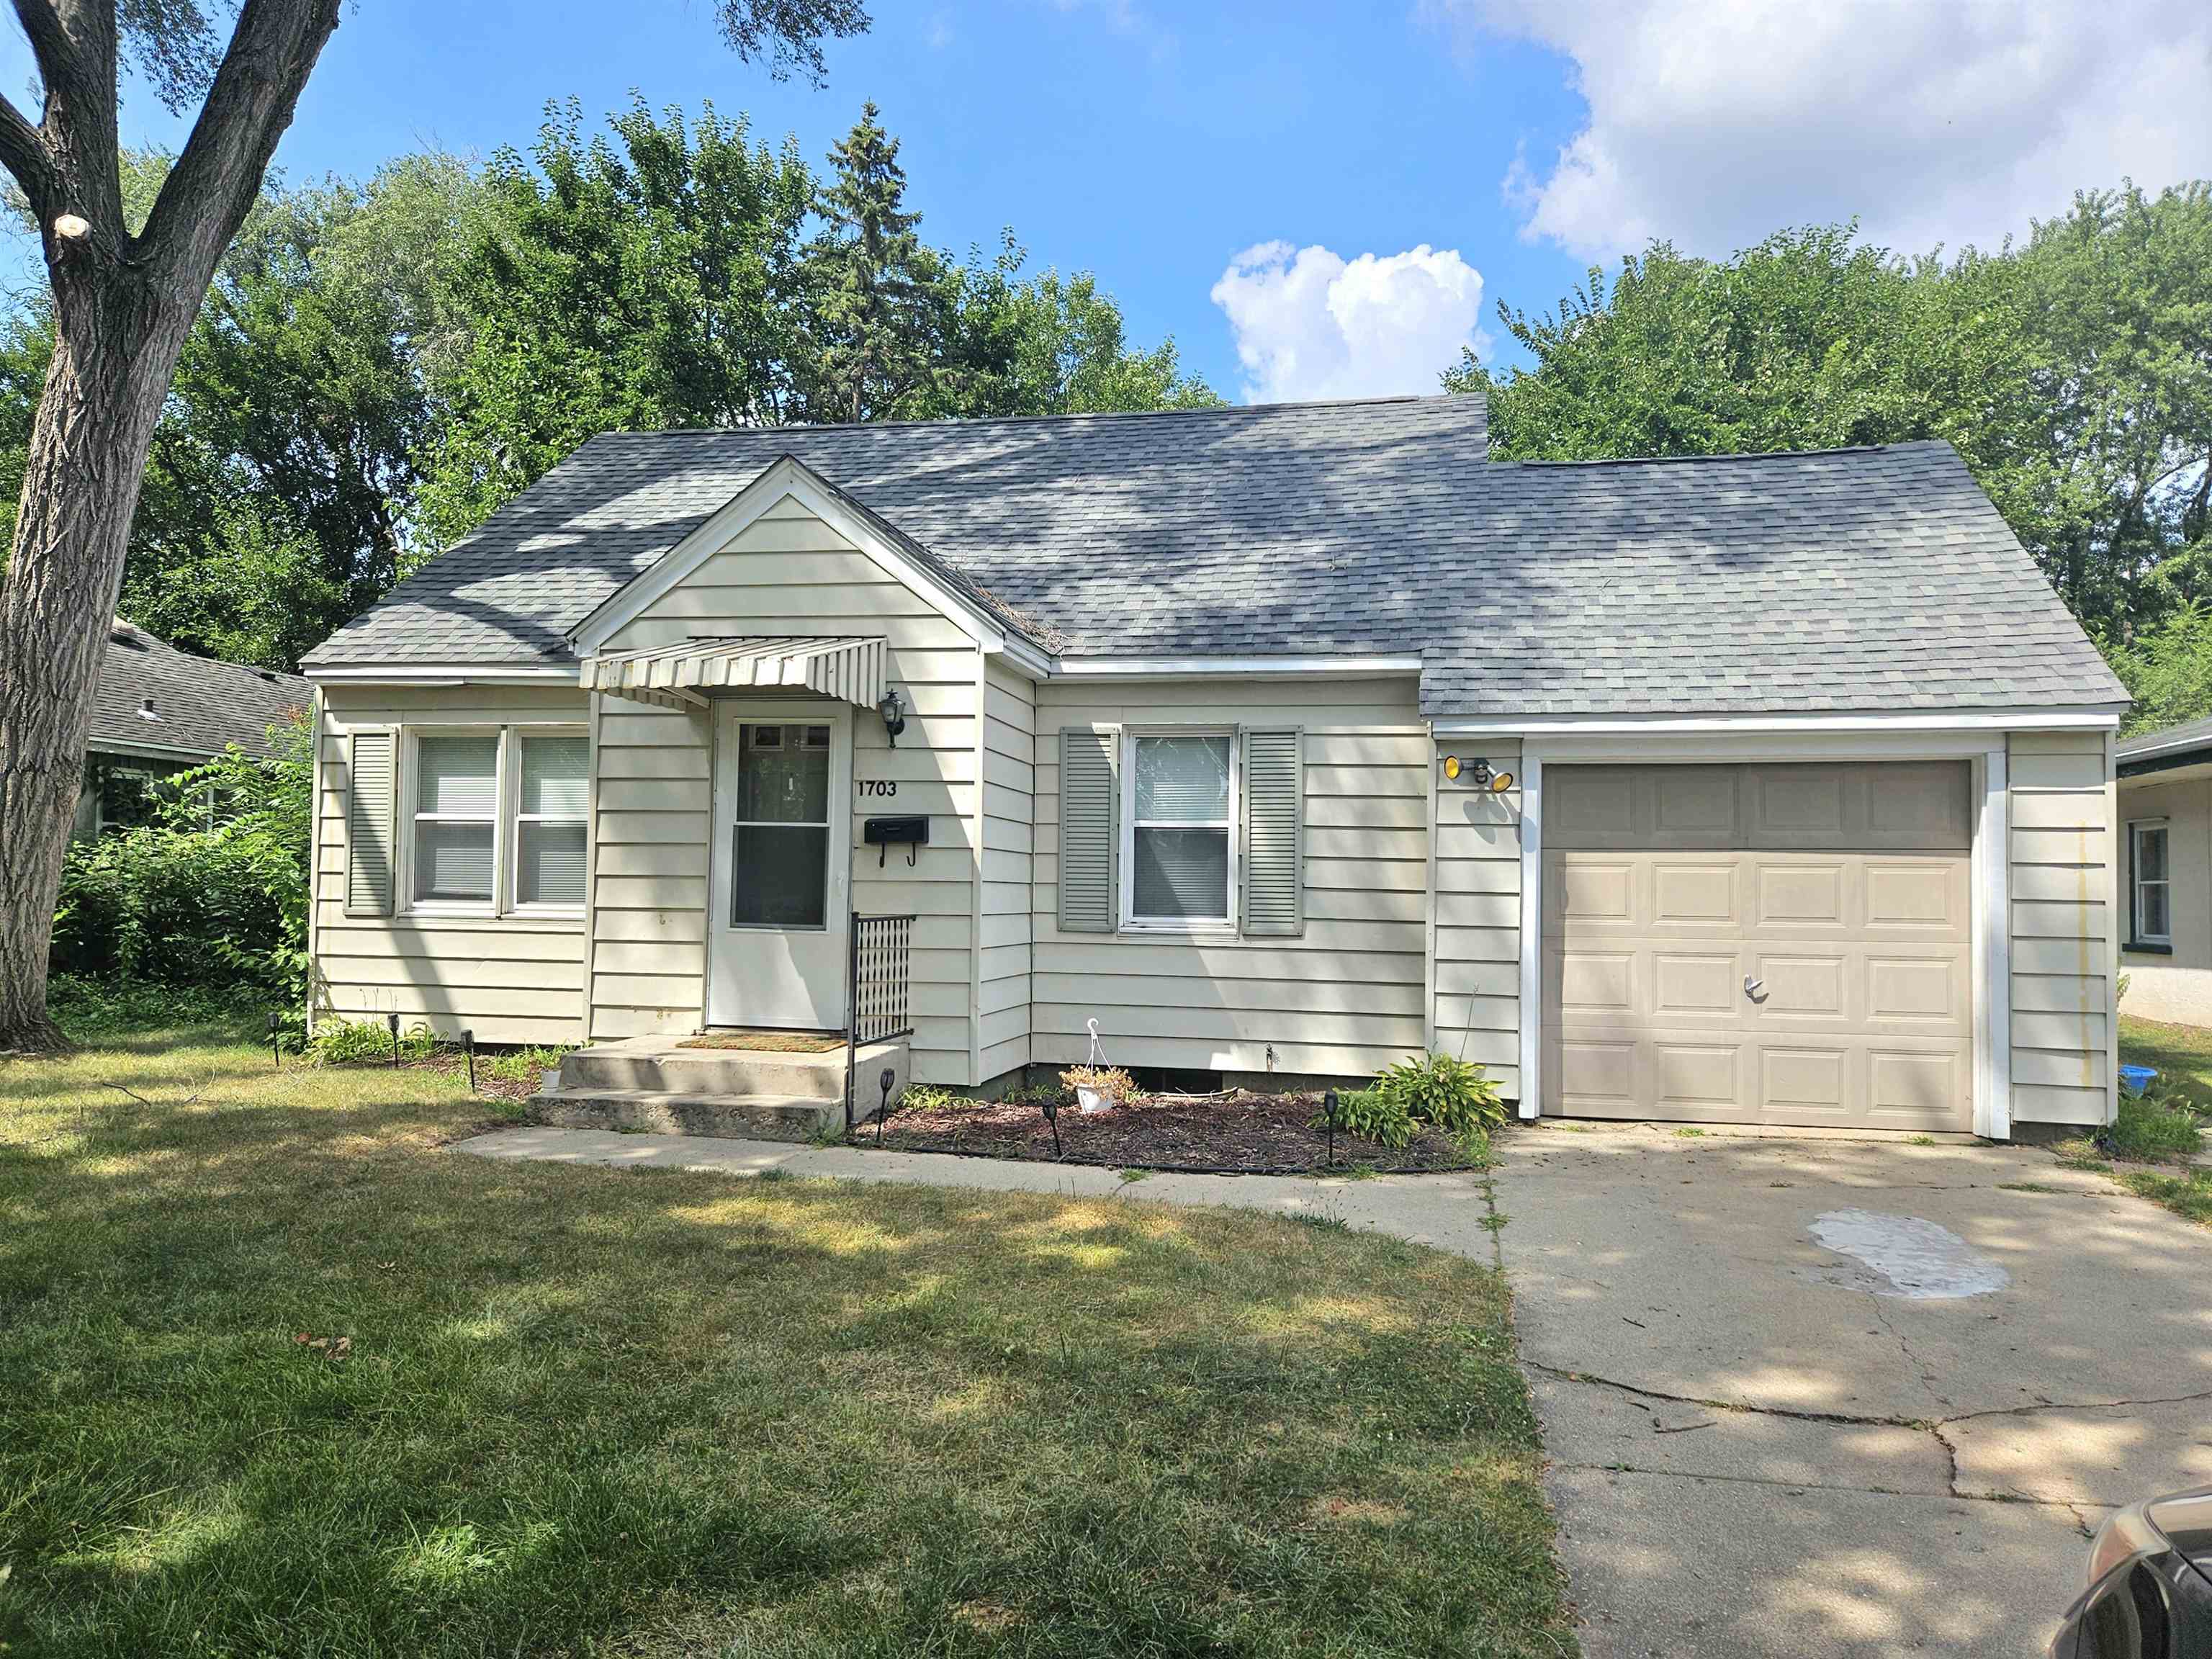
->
xmin=2119 ymin=1064 xmax=2158 ymax=1097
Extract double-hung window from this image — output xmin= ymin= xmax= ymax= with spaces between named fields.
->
xmin=1123 ymin=732 xmax=1236 ymax=927
xmin=411 ymin=731 xmax=500 ymax=907
xmin=2131 ymin=820 xmax=2171 ymax=948
xmin=513 ymin=732 xmax=589 ymax=910
xmin=403 ymin=725 xmax=587 ymax=916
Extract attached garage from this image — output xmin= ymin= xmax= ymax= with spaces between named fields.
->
xmin=1541 ymin=761 xmax=1974 ymax=1131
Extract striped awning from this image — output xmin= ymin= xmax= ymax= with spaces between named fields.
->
xmin=580 ymin=636 xmax=887 ymax=711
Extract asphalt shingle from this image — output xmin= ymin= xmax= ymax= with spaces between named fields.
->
xmin=301 ymin=394 xmax=2124 ymax=717
xmin=94 ymin=622 xmax=311 ymax=759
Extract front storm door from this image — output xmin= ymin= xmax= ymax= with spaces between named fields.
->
xmin=707 ymin=703 xmax=851 ymax=1028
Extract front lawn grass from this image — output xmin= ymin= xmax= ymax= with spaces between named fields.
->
xmin=0 ymin=1015 xmax=1570 ymax=1658
xmin=2120 ymin=1015 xmax=2212 ymax=1115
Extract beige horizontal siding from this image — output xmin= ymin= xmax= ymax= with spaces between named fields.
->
xmin=313 ymin=685 xmax=590 ymax=1046
xmin=1431 ymin=739 xmax=1523 ymax=1099
xmin=589 ymin=496 xmax=984 ymax=1083
xmin=2007 ymin=731 xmax=2114 ymax=1124
xmin=1031 ymin=678 xmax=1429 ymax=1083
xmin=980 ymin=660 xmax=1036 ymax=1082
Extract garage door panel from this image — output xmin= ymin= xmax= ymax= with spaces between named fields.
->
xmin=1543 ymin=760 xmax=1973 ymax=1133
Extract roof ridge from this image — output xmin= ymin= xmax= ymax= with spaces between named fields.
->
xmin=1511 ymin=441 xmax=1956 ymax=469
xmin=588 ymin=392 xmax=1483 ymax=440
xmin=112 ymin=616 xmax=307 ymax=685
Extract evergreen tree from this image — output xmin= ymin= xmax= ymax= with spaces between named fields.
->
xmin=809 ymin=104 xmax=943 ymax=422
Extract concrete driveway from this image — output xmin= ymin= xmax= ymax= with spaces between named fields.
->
xmin=1494 ymin=1123 xmax=2212 ymax=1658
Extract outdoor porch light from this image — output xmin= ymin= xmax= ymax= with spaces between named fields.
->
xmin=877 ymin=685 xmax=907 ymax=747
xmin=1442 ymin=755 xmax=1515 ymax=791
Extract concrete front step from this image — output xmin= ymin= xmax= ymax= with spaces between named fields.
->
xmin=531 ymin=1088 xmax=861 ymax=1143
xmin=554 ymin=1035 xmax=907 ymax=1102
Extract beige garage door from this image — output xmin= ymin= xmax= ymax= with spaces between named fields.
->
xmin=1542 ymin=762 xmax=1974 ymax=1132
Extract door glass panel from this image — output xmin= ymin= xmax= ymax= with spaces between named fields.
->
xmin=734 ymin=824 xmax=830 ymax=927
xmin=737 ymin=724 xmax=830 ymax=822
xmin=731 ymin=721 xmax=832 ymax=929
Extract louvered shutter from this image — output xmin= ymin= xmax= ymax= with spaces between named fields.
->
xmin=1239 ymin=727 xmax=1303 ymax=937
xmin=1058 ymin=726 xmax=1118 ymax=932
xmin=344 ymin=730 xmax=396 ymax=917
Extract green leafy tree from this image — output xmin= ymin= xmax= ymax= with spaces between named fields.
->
xmin=2108 ymin=602 xmax=2212 ymax=734
xmin=420 ymin=99 xmax=815 ymax=545
xmin=807 ymin=102 xmax=945 ymax=422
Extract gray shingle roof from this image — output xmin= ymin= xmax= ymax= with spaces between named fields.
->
xmin=93 ymin=621 xmax=311 ymax=760
xmin=2118 ymin=714 xmax=2212 ymax=767
xmin=302 ymin=394 xmax=2123 ymax=717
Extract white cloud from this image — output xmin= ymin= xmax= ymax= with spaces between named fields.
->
xmin=1437 ymin=0 xmax=2212 ymax=259
xmin=1209 ymin=242 xmax=1487 ymax=403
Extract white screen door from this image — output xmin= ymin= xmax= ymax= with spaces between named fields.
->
xmin=708 ymin=703 xmax=852 ymax=1028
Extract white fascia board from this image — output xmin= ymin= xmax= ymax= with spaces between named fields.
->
xmin=1051 ymin=654 xmax=1423 ymax=681
xmin=994 ymin=633 xmax=1054 ymax=680
xmin=303 ymin=664 xmax=576 ymax=686
xmin=567 ymin=456 xmax=1023 ymax=660
xmin=88 ymin=737 xmax=223 ymax=764
xmin=2116 ymin=727 xmax=2212 ymax=763
xmin=1434 ymin=707 xmax=2125 ymax=737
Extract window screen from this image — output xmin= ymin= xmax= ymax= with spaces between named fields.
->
xmin=2134 ymin=822 xmax=2171 ymax=944
xmin=1130 ymin=734 xmax=1231 ymax=921
xmin=731 ymin=722 xmax=832 ymax=929
xmin=413 ymin=732 xmax=498 ymax=903
xmin=516 ymin=732 xmax=588 ymax=907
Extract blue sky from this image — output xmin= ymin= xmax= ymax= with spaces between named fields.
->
xmin=7 ymin=0 xmax=2210 ymax=402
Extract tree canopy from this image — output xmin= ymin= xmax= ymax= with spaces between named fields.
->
xmin=0 ymin=96 xmax=1218 ymax=671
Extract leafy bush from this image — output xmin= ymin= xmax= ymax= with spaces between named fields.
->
xmin=1061 ymin=1064 xmax=1138 ymax=1105
xmin=2103 ymin=1089 xmax=2204 ymax=1163
xmin=49 ymin=711 xmax=315 ymax=1040
xmin=1314 ymin=1087 xmax=1415 ymax=1148
xmin=45 ymin=973 xmax=261 ymax=1038
xmin=1372 ymin=1053 xmax=1508 ymax=1136
xmin=897 ymin=1083 xmax=968 ymax=1114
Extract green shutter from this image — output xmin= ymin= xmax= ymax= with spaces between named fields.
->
xmin=1240 ymin=727 xmax=1303 ymax=937
xmin=345 ymin=730 xmax=396 ymax=917
xmin=1058 ymin=726 xmax=1118 ymax=933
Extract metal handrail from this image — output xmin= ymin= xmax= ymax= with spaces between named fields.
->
xmin=845 ymin=912 xmax=916 ymax=1131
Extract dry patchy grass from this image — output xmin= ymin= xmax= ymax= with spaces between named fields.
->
xmin=0 ymin=1017 xmax=1570 ymax=1657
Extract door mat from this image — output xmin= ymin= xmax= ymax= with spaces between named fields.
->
xmin=679 ymin=1030 xmax=848 ymax=1053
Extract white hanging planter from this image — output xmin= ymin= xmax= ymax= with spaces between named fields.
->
xmin=1076 ymin=1083 xmax=1112 ymax=1114
xmin=1074 ymin=1017 xmax=1115 ymax=1112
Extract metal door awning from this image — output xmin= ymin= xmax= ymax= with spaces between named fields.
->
xmin=580 ymin=636 xmax=886 ymax=711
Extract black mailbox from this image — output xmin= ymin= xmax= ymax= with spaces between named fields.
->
xmin=864 ymin=815 xmax=929 ymax=866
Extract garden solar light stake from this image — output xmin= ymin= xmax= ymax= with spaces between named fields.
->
xmin=1040 ymin=1092 xmax=1062 ymax=1158
xmin=267 ymin=1013 xmax=282 ymax=1070
xmin=386 ymin=1012 xmax=400 ymax=1069
xmin=1323 ymin=1088 xmax=1339 ymax=1167
xmin=462 ymin=1030 xmax=476 ymax=1092
xmin=877 ymin=1066 xmax=894 ymax=1143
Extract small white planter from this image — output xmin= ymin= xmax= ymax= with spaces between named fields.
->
xmin=1076 ymin=1084 xmax=1113 ymax=1113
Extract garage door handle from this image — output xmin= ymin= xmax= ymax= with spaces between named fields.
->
xmin=1744 ymin=976 xmax=1765 ymax=999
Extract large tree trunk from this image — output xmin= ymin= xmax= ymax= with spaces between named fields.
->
xmin=0 ymin=265 xmax=197 ymax=1051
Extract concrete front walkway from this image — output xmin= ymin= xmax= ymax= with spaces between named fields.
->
xmin=457 ymin=1121 xmax=2212 ymax=1658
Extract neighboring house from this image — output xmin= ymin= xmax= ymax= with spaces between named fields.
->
xmin=298 ymin=393 xmax=2128 ymax=1139
xmin=2116 ymin=716 xmax=2212 ymax=1026
xmin=74 ymin=620 xmax=310 ymax=839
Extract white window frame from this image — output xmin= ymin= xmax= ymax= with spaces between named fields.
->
xmin=1118 ymin=727 xmax=1240 ymax=935
xmin=507 ymin=725 xmax=591 ymax=917
xmin=2130 ymin=819 xmax=2172 ymax=947
xmin=395 ymin=721 xmax=588 ymax=920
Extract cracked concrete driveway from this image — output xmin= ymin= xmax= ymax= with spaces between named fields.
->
xmin=1493 ymin=1123 xmax=2212 ymax=1658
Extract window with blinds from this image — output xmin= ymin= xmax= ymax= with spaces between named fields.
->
xmin=516 ymin=732 xmax=589 ymax=909
xmin=1128 ymin=733 xmax=1233 ymax=923
xmin=413 ymin=732 xmax=500 ymax=904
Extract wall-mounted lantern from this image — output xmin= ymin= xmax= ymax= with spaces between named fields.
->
xmin=877 ymin=685 xmax=907 ymax=748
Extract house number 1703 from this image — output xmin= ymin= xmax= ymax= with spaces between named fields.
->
xmin=858 ymin=779 xmax=898 ymax=798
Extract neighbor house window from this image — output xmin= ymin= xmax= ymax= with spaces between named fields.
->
xmin=2131 ymin=820 xmax=2171 ymax=946
xmin=411 ymin=730 xmax=500 ymax=906
xmin=1123 ymin=732 xmax=1236 ymax=926
xmin=513 ymin=732 xmax=589 ymax=909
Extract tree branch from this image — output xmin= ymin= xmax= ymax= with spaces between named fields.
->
xmin=136 ymin=0 xmax=340 ymax=287
xmin=12 ymin=0 xmax=123 ymax=238
xmin=0 ymin=91 xmax=58 ymax=218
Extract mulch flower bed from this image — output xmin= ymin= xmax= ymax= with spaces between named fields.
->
xmin=867 ymin=1089 xmax=1482 ymax=1174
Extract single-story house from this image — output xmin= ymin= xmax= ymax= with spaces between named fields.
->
xmin=298 ymin=392 xmax=2127 ymax=1138
xmin=2116 ymin=716 xmax=2212 ymax=1026
xmin=74 ymin=619 xmax=310 ymax=839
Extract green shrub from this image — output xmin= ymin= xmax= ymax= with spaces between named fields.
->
xmin=1372 ymin=1053 xmax=1508 ymax=1136
xmin=45 ymin=973 xmax=259 ymax=1038
xmin=897 ymin=1083 xmax=968 ymax=1113
xmin=2103 ymin=1090 xmax=2204 ymax=1163
xmin=308 ymin=1018 xmax=439 ymax=1066
xmin=1314 ymin=1086 xmax=1414 ymax=1148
